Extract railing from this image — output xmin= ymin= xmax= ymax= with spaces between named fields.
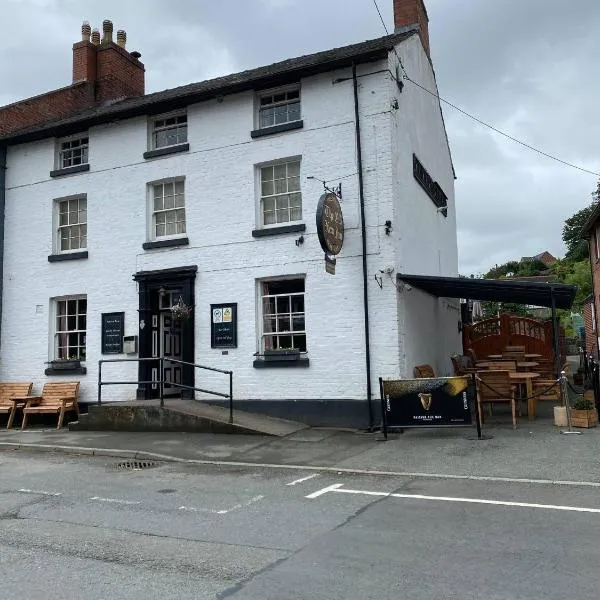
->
xmin=97 ymin=357 xmax=234 ymax=423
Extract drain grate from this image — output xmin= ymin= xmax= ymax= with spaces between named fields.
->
xmin=113 ymin=460 xmax=160 ymax=471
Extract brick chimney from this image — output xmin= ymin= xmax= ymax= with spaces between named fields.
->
xmin=72 ymin=21 xmax=97 ymax=83
xmin=393 ymin=0 xmax=430 ymax=58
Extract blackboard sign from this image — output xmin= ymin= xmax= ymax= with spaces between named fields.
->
xmin=101 ymin=312 xmax=124 ymax=354
xmin=211 ymin=303 xmax=237 ymax=348
xmin=379 ymin=376 xmax=471 ymax=439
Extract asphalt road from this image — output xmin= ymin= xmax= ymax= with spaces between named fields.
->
xmin=1 ymin=450 xmax=599 ymax=599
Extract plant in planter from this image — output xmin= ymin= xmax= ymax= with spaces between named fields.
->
xmin=171 ymin=296 xmax=192 ymax=322
xmin=48 ymin=356 xmax=82 ymax=370
xmin=570 ymin=398 xmax=598 ymax=428
xmin=264 ymin=347 xmax=300 ymax=361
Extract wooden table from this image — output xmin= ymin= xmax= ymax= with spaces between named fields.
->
xmin=509 ymin=372 xmax=539 ymax=421
xmin=525 ymin=353 xmax=543 ymax=359
xmin=516 ymin=361 xmax=539 ymax=371
xmin=487 ymin=355 xmax=503 ymax=359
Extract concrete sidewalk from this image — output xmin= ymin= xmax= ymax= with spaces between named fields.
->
xmin=2 ymin=409 xmax=600 ymax=484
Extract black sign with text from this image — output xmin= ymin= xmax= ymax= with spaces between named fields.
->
xmin=101 ymin=312 xmax=124 ymax=354
xmin=379 ymin=376 xmax=471 ymax=438
xmin=211 ymin=304 xmax=237 ymax=348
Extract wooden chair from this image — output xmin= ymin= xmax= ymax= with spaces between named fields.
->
xmin=476 ymin=370 xmax=518 ymax=429
xmin=451 ymin=355 xmax=476 ymax=377
xmin=414 ymin=364 xmax=435 ymax=378
xmin=0 ymin=382 xmax=33 ymax=429
xmin=466 ymin=348 xmax=478 ymax=364
xmin=532 ymin=362 xmax=569 ymax=407
xmin=21 ymin=382 xmax=80 ymax=429
xmin=503 ymin=351 xmax=526 ymax=361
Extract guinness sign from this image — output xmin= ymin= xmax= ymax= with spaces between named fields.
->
xmin=316 ymin=192 xmax=344 ymax=255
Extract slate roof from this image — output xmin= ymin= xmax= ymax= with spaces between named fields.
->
xmin=0 ymin=31 xmax=415 ymax=145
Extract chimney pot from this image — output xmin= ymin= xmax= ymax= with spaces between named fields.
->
xmin=81 ymin=21 xmax=91 ymax=41
xmin=91 ymin=29 xmax=101 ymax=45
xmin=116 ymin=29 xmax=127 ymax=48
xmin=102 ymin=19 xmax=113 ymax=43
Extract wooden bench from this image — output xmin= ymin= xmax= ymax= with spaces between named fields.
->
xmin=21 ymin=382 xmax=80 ymax=429
xmin=0 ymin=382 xmax=33 ymax=429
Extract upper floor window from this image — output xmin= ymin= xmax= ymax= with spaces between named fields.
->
xmin=595 ymin=227 xmax=600 ymax=260
xmin=258 ymin=87 xmax=300 ymax=129
xmin=151 ymin=113 xmax=188 ymax=149
xmin=58 ymin=135 xmax=88 ymax=169
xmin=150 ymin=179 xmax=186 ymax=239
xmin=56 ymin=196 xmax=87 ymax=253
xmin=260 ymin=160 xmax=302 ymax=226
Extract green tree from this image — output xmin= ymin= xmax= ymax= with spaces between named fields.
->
xmin=562 ymin=201 xmax=596 ymax=261
xmin=563 ymin=259 xmax=592 ymax=310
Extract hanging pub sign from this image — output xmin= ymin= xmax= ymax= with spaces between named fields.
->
xmin=316 ymin=192 xmax=344 ymax=274
xmin=379 ymin=376 xmax=472 ymax=439
xmin=211 ymin=303 xmax=237 ymax=348
xmin=101 ymin=312 xmax=125 ymax=354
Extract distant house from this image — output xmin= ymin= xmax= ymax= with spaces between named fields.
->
xmin=521 ymin=251 xmax=557 ymax=268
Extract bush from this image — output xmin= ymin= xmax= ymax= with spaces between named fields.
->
xmin=572 ymin=399 xmax=595 ymax=411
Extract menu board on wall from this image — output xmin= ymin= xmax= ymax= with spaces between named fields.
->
xmin=101 ymin=312 xmax=124 ymax=354
xmin=211 ymin=304 xmax=237 ymax=348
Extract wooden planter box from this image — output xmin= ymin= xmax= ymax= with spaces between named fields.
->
xmin=571 ymin=409 xmax=598 ymax=428
xmin=48 ymin=360 xmax=81 ymax=371
xmin=263 ymin=349 xmax=300 ymax=362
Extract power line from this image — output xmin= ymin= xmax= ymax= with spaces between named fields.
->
xmin=371 ymin=0 xmax=600 ymax=178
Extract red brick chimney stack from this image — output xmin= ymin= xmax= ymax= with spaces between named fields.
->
xmin=72 ymin=21 xmax=97 ymax=83
xmin=393 ymin=0 xmax=430 ymax=58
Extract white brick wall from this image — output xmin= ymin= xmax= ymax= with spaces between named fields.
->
xmin=1 ymin=49 xmax=458 ymax=404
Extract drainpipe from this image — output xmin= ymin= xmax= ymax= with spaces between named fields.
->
xmin=352 ymin=63 xmax=373 ymax=429
xmin=0 ymin=145 xmax=6 ymax=346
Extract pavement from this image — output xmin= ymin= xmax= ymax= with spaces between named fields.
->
xmin=2 ymin=401 xmax=600 ymax=484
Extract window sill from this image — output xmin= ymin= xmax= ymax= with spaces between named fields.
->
xmin=143 ymin=237 xmax=189 ymax=250
xmin=45 ymin=366 xmax=87 ymax=376
xmin=48 ymin=251 xmax=88 ymax=262
xmin=49 ymin=164 xmax=90 ymax=178
xmin=143 ymin=143 xmax=190 ymax=160
xmin=252 ymin=223 xmax=305 ymax=238
xmin=253 ymin=357 xmax=310 ymax=368
xmin=250 ymin=120 xmax=303 ymax=138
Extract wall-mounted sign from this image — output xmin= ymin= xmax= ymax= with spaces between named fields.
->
xmin=102 ymin=312 xmax=125 ymax=354
xmin=211 ymin=303 xmax=237 ymax=348
xmin=316 ymin=192 xmax=344 ymax=255
xmin=379 ymin=376 xmax=471 ymax=439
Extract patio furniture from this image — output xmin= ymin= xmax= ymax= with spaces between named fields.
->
xmin=21 ymin=382 xmax=80 ymax=429
xmin=476 ymin=370 xmax=518 ymax=429
xmin=451 ymin=355 xmax=476 ymax=376
xmin=477 ymin=361 xmax=517 ymax=371
xmin=505 ymin=346 xmax=526 ymax=353
xmin=516 ymin=361 xmax=539 ymax=371
xmin=0 ymin=382 xmax=33 ymax=429
xmin=414 ymin=364 xmax=435 ymax=378
xmin=508 ymin=372 xmax=540 ymax=421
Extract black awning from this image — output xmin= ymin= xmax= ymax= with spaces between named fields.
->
xmin=397 ymin=273 xmax=577 ymax=310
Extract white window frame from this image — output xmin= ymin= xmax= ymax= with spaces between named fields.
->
xmin=56 ymin=133 xmax=89 ymax=169
xmin=257 ymin=85 xmax=301 ymax=129
xmin=52 ymin=295 xmax=87 ymax=361
xmin=149 ymin=111 xmax=188 ymax=150
xmin=258 ymin=277 xmax=307 ymax=353
xmin=53 ymin=194 xmax=87 ymax=254
xmin=147 ymin=177 xmax=186 ymax=241
xmin=257 ymin=158 xmax=302 ymax=228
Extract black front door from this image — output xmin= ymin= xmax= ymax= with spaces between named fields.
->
xmin=134 ymin=266 xmax=196 ymax=400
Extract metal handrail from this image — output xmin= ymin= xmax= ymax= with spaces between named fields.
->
xmin=98 ymin=356 xmax=234 ymax=422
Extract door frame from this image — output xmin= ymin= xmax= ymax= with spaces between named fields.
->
xmin=134 ymin=265 xmax=197 ymax=399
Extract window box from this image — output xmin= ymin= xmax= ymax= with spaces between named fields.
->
xmin=45 ymin=359 xmax=87 ymax=376
xmin=264 ymin=349 xmax=300 ymax=361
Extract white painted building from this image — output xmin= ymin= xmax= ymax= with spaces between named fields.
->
xmin=0 ymin=0 xmax=460 ymax=427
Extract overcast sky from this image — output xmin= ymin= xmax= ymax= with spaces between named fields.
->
xmin=2 ymin=0 xmax=599 ymax=276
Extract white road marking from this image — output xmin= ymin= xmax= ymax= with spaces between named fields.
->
xmin=17 ymin=488 xmax=62 ymax=497
xmin=89 ymin=496 xmax=141 ymax=506
xmin=286 ymin=473 xmax=319 ymax=486
xmin=178 ymin=495 xmax=264 ymax=515
xmin=306 ymin=484 xmax=600 ymax=514
xmin=305 ymin=483 xmax=344 ymax=499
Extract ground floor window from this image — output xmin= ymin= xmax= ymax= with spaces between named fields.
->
xmin=55 ymin=296 xmax=87 ymax=360
xmin=260 ymin=278 xmax=306 ymax=351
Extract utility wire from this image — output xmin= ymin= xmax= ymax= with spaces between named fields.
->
xmin=371 ymin=0 xmax=600 ymax=178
